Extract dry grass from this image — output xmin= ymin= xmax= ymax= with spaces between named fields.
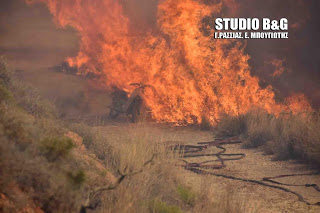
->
xmin=0 ymin=105 xmax=84 ymax=212
xmin=85 ymin=123 xmax=182 ymax=213
xmin=78 ymin=122 xmax=252 ymax=213
xmin=192 ymin=178 xmax=260 ymax=213
xmin=216 ymin=108 xmax=320 ymax=166
xmin=59 ymin=117 xmax=187 ymax=212
xmin=0 ymin=57 xmax=85 ymax=212
xmin=0 ymin=56 xmax=251 ymax=212
xmin=215 ymin=113 xmax=248 ymax=137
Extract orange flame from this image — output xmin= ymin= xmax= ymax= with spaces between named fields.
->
xmin=270 ymin=58 xmax=286 ymax=77
xmin=26 ymin=0 xmax=311 ymax=124
xmin=284 ymin=93 xmax=312 ymax=113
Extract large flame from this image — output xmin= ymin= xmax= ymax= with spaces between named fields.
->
xmin=26 ymin=0 xmax=311 ymax=124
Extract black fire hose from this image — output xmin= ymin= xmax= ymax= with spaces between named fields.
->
xmin=169 ymin=137 xmax=320 ymax=206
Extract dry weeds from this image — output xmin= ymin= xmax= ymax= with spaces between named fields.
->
xmin=0 ymin=57 xmax=251 ymax=212
xmin=216 ymin=108 xmax=320 ymax=166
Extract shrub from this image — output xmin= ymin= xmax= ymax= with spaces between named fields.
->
xmin=177 ymin=185 xmax=196 ymax=206
xmin=0 ymin=57 xmax=84 ymax=212
xmin=0 ymin=57 xmax=14 ymax=102
xmin=67 ymin=122 xmax=94 ymax=148
xmin=216 ymin=108 xmax=320 ymax=166
xmin=0 ymin=83 xmax=13 ymax=102
xmin=0 ymin=56 xmax=13 ymax=86
xmin=200 ymin=115 xmax=212 ymax=131
xmin=0 ymin=57 xmax=57 ymax=119
xmin=215 ymin=113 xmax=248 ymax=137
xmin=67 ymin=170 xmax=86 ymax=189
xmin=41 ymin=137 xmax=75 ymax=161
xmin=241 ymin=109 xmax=274 ymax=148
xmin=148 ymin=200 xmax=182 ymax=213
xmin=13 ymin=83 xmax=57 ymax=118
xmin=0 ymin=104 xmax=35 ymax=147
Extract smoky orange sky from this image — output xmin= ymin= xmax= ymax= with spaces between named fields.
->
xmin=0 ymin=0 xmax=319 ymax=122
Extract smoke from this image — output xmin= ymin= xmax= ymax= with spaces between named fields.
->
xmin=0 ymin=0 xmax=79 ymax=69
xmin=226 ymin=0 xmax=320 ymax=107
xmin=0 ymin=0 xmax=107 ymax=118
xmin=120 ymin=0 xmax=158 ymax=31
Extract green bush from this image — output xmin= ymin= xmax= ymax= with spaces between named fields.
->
xmin=0 ymin=57 xmax=13 ymax=102
xmin=0 ymin=104 xmax=35 ymax=147
xmin=148 ymin=200 xmax=182 ymax=213
xmin=0 ymin=56 xmax=13 ymax=86
xmin=41 ymin=137 xmax=75 ymax=161
xmin=0 ymin=83 xmax=13 ymax=101
xmin=177 ymin=185 xmax=196 ymax=206
xmin=67 ymin=170 xmax=86 ymax=189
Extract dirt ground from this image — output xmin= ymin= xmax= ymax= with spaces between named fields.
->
xmin=97 ymin=121 xmax=320 ymax=213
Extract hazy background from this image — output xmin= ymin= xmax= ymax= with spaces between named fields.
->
xmin=0 ymin=0 xmax=111 ymax=118
xmin=0 ymin=0 xmax=319 ymax=115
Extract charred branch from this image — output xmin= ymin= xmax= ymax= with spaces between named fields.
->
xmin=79 ymin=155 xmax=155 ymax=213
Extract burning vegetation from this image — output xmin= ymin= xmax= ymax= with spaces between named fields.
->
xmin=1 ymin=0 xmax=320 ymax=212
xmin=26 ymin=0 xmax=311 ymax=125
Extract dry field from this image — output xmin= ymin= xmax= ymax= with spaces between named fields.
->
xmin=1 ymin=56 xmax=320 ymax=213
xmin=89 ymin=120 xmax=320 ymax=213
